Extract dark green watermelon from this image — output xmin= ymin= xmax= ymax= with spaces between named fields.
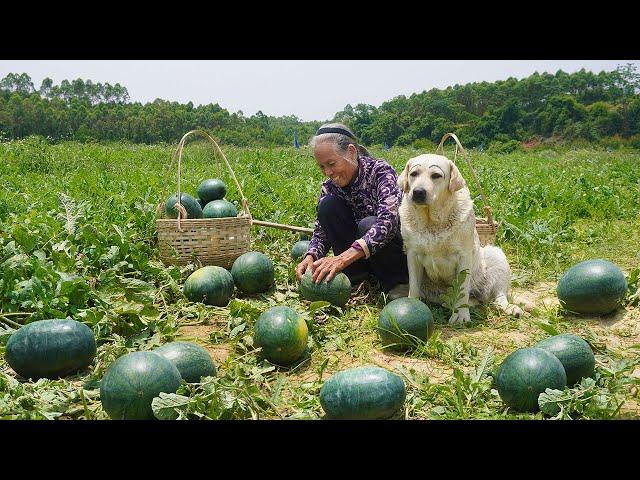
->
xmin=254 ymin=306 xmax=308 ymax=366
xmin=319 ymin=366 xmax=406 ymax=420
xmin=197 ymin=198 xmax=207 ymax=209
xmin=197 ymin=178 xmax=227 ymax=204
xmin=495 ymin=347 xmax=567 ymax=412
xmin=183 ymin=266 xmax=234 ymax=306
xmin=202 ymin=199 xmax=238 ymax=218
xmin=5 ymin=319 xmax=97 ymax=380
xmin=291 ymin=241 xmax=310 ymax=261
xmin=231 ymin=251 xmax=275 ymax=294
xmin=100 ymin=351 xmax=182 ymax=420
xmin=299 ymin=233 xmax=311 ymax=241
xmin=378 ymin=297 xmax=434 ymax=350
xmin=154 ymin=341 xmax=217 ymax=383
xmin=556 ymin=259 xmax=627 ymax=315
xmin=165 ymin=193 xmax=203 ymax=219
xmin=299 ymin=270 xmax=351 ymax=307
xmin=535 ymin=334 xmax=595 ymax=385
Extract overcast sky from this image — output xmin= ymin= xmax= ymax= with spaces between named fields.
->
xmin=1 ymin=60 xmax=637 ymax=121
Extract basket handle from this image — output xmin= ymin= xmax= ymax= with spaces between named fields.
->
xmin=436 ymin=133 xmax=494 ymax=226
xmin=171 ymin=129 xmax=252 ymax=231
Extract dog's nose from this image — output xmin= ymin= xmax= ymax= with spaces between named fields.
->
xmin=412 ymin=187 xmax=427 ymax=203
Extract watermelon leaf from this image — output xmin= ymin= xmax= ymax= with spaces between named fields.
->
xmin=56 ymin=272 xmax=91 ymax=308
xmin=229 ymin=322 xmax=246 ymax=339
xmin=228 ymin=299 xmax=262 ymax=320
xmin=270 ymin=374 xmax=287 ymax=405
xmin=308 ymin=300 xmax=331 ymax=314
xmin=0 ymin=324 xmax=16 ymax=345
xmin=250 ymin=365 xmax=276 ymax=381
xmin=1 ymin=253 xmax=30 ymax=270
xmin=152 ymin=392 xmax=191 ymax=420
xmin=534 ymin=320 xmax=560 ymax=336
xmin=538 ymin=388 xmax=568 ymax=418
xmin=12 ymin=225 xmax=38 ymax=253
xmin=537 ymin=371 xmax=633 ymax=420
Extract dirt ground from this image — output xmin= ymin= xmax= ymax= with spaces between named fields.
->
xmin=176 ymin=281 xmax=640 ymax=418
xmin=178 ymin=324 xmax=232 ymax=366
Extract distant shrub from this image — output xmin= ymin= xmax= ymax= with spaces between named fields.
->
xmin=598 ymin=135 xmax=624 ymax=150
xmin=411 ymin=138 xmax=436 ymax=151
xmin=565 ymin=138 xmax=595 ymax=150
xmin=487 ymin=139 xmax=522 ymax=154
xmin=625 ymin=134 xmax=640 ymax=149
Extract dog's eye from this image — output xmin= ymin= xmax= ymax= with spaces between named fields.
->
xmin=431 ymin=173 xmax=442 ymax=180
xmin=409 ymin=171 xmax=419 ymax=177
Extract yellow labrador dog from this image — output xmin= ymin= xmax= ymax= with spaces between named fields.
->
xmin=397 ymin=154 xmax=523 ymax=324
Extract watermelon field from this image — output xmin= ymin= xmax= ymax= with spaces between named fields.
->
xmin=1 ymin=135 xmax=639 ymax=420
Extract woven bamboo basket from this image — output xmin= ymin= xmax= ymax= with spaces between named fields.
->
xmin=156 ymin=130 xmax=252 ymax=268
xmin=436 ymin=133 xmax=498 ymax=246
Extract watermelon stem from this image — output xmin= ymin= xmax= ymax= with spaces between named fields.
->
xmin=79 ymin=388 xmax=90 ymax=419
xmin=233 ymin=347 xmax=263 ymax=363
xmin=0 ymin=315 xmax=22 ymax=328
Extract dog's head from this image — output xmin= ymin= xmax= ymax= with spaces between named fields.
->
xmin=397 ymin=154 xmax=465 ymax=206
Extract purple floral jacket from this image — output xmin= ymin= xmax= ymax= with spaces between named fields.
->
xmin=307 ymin=155 xmax=402 ymax=260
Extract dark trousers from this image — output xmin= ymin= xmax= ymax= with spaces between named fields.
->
xmin=317 ymin=194 xmax=409 ymax=291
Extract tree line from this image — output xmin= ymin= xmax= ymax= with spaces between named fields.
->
xmin=1 ymin=65 xmax=639 ymax=148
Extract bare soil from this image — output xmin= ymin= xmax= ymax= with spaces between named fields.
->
xmin=177 ymin=280 xmax=640 ymax=418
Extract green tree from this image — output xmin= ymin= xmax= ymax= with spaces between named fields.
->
xmin=0 ymin=73 xmax=35 ymax=95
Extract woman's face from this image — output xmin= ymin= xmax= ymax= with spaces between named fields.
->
xmin=314 ymin=142 xmax=358 ymax=188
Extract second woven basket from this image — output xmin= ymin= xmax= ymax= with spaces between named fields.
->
xmin=156 ymin=129 xmax=252 ymax=269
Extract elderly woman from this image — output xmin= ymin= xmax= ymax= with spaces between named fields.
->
xmin=295 ymin=123 xmax=409 ymax=300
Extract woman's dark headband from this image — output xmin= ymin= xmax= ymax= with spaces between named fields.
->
xmin=315 ymin=127 xmax=356 ymax=140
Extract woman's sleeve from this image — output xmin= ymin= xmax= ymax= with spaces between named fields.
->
xmin=306 ymin=183 xmax=330 ymax=260
xmin=358 ymin=164 xmax=402 ymax=258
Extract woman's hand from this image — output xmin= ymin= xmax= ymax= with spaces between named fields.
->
xmin=311 ymin=247 xmax=366 ymax=284
xmin=295 ymin=255 xmax=315 ymax=280
xmin=311 ymin=256 xmax=347 ymax=283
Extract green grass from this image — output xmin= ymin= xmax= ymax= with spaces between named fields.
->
xmin=0 ymin=136 xmax=639 ymax=420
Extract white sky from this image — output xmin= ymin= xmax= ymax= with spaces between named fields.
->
xmin=1 ymin=60 xmax=637 ymax=121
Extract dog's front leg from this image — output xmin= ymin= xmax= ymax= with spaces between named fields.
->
xmin=449 ymin=254 xmax=472 ymax=325
xmin=407 ymin=249 xmax=424 ymax=299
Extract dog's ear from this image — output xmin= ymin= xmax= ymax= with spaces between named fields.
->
xmin=397 ymin=159 xmax=412 ymax=193
xmin=448 ymin=160 xmax=466 ymax=193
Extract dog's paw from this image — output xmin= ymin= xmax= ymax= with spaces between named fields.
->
xmin=511 ymin=294 xmax=536 ymax=313
xmin=506 ymin=304 xmax=524 ymax=318
xmin=449 ymin=308 xmax=471 ymax=325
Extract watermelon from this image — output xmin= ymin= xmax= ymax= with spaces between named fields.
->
xmin=319 ymin=366 xmax=406 ymax=420
xmin=299 ymin=233 xmax=311 ymax=241
xmin=556 ymin=259 xmax=627 ymax=315
xmin=154 ymin=341 xmax=217 ymax=383
xmin=378 ymin=297 xmax=434 ymax=350
xmin=197 ymin=198 xmax=207 ymax=209
xmin=495 ymin=348 xmax=567 ymax=412
xmin=203 ymin=199 xmax=238 ymax=218
xmin=5 ymin=319 xmax=97 ymax=380
xmin=254 ymin=306 xmax=308 ymax=366
xmin=291 ymin=240 xmax=310 ymax=261
xmin=183 ymin=266 xmax=234 ymax=306
xmin=165 ymin=193 xmax=203 ymax=219
xmin=100 ymin=351 xmax=182 ymax=420
xmin=299 ymin=270 xmax=351 ymax=307
xmin=535 ymin=334 xmax=595 ymax=385
xmin=197 ymin=178 xmax=227 ymax=204
xmin=231 ymin=251 xmax=275 ymax=294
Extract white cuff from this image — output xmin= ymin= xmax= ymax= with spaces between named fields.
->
xmin=356 ymin=238 xmax=370 ymax=259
